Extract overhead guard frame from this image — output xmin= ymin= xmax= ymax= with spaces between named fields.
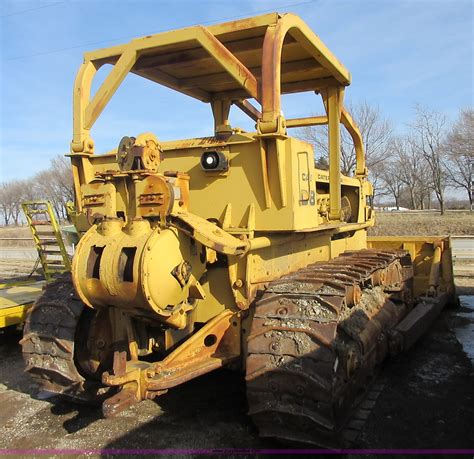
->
xmin=70 ymin=13 xmax=368 ymax=222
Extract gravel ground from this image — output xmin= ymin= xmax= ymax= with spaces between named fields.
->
xmin=0 ymin=241 xmax=472 ymax=455
xmin=0 ymin=301 xmax=472 ymax=455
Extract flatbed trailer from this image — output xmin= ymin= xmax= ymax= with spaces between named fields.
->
xmin=0 ymin=280 xmax=45 ymax=329
xmin=0 ymin=200 xmax=72 ymax=330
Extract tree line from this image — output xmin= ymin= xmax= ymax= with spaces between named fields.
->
xmin=0 ymin=105 xmax=472 ymax=226
xmin=301 ymin=104 xmax=473 ymax=213
xmin=0 ymin=155 xmax=74 ymax=225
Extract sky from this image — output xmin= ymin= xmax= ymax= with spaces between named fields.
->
xmin=0 ymin=0 xmax=472 ymax=182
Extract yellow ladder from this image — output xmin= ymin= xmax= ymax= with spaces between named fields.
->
xmin=22 ymin=201 xmax=72 ymax=282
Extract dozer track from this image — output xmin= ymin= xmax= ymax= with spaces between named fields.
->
xmin=21 ymin=274 xmax=103 ymax=403
xmin=246 ymin=249 xmax=413 ymax=446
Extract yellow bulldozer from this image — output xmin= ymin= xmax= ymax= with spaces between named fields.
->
xmin=21 ymin=13 xmax=456 ymax=446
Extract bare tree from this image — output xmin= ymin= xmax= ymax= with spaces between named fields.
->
xmin=369 ymin=161 xmax=388 ymax=207
xmin=31 ymin=155 xmax=74 ymax=220
xmin=0 ymin=155 xmax=74 ymax=226
xmin=0 ymin=183 xmax=13 ymax=225
xmin=301 ymin=101 xmax=393 ymax=174
xmin=300 ymin=101 xmax=393 ymax=206
xmin=445 ymin=108 xmax=474 ymax=209
xmin=380 ymin=156 xmax=405 ymax=209
xmin=9 ymin=180 xmax=28 ymax=225
xmin=389 ymin=136 xmax=432 ymax=210
xmin=410 ymin=105 xmax=448 ymax=214
xmin=0 ymin=180 xmax=31 ymax=225
xmin=51 ymin=155 xmax=74 ymax=203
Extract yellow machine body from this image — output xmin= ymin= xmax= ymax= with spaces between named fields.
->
xmin=71 ymin=131 xmax=371 ymax=336
xmin=22 ymin=13 xmax=455 ymax=435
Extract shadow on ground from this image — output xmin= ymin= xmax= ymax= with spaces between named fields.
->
xmin=0 ymin=328 xmax=37 ymax=396
xmin=100 ymin=310 xmax=474 ymax=454
xmin=100 ymin=368 xmax=272 ymax=452
xmin=1 ymin=309 xmax=472 ymax=453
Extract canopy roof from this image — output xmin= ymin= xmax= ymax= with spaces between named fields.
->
xmin=84 ymin=13 xmax=351 ymax=104
xmin=72 ymin=13 xmax=366 ymax=213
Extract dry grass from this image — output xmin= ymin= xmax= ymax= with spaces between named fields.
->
xmin=0 ymin=211 xmax=472 ymax=245
xmin=369 ymin=211 xmax=474 ymax=237
xmin=0 ymin=226 xmax=31 ymax=237
xmin=0 ymin=226 xmax=34 ymax=247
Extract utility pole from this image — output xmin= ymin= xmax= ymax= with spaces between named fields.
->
xmin=470 ymin=158 xmax=473 ymax=211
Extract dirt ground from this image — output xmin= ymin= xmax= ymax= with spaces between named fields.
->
xmin=0 ymin=300 xmax=472 ymax=455
xmin=0 ymin=259 xmax=38 ymax=280
xmin=0 ymin=214 xmax=473 ymax=455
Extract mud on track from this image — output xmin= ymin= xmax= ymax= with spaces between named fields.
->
xmin=0 ymin=304 xmax=472 ymax=455
xmin=1 ymin=241 xmax=473 ymax=453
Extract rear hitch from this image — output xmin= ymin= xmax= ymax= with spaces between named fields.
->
xmin=100 ymin=310 xmax=239 ymax=417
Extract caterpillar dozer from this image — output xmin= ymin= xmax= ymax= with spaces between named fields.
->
xmin=21 ymin=13 xmax=456 ymax=446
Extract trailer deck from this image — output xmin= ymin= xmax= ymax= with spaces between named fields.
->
xmin=0 ymin=280 xmax=44 ymax=328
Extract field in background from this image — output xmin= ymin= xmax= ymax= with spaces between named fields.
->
xmin=0 ymin=226 xmax=33 ymax=247
xmin=368 ymin=210 xmax=473 ymax=236
xmin=1 ymin=213 xmax=471 ymax=282
xmin=0 ymin=211 xmax=473 ymax=243
xmin=0 ymin=226 xmax=31 ymax=237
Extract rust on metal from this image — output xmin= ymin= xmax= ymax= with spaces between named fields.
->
xmin=246 ymin=249 xmax=413 ymax=446
xmin=21 ymin=11 xmax=458 ymax=448
xmin=102 ymin=382 xmax=139 ymax=418
xmin=97 ymin=309 xmax=240 ymax=417
xmin=20 ymin=275 xmax=105 ymax=403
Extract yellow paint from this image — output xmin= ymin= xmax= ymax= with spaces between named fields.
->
xmin=368 ymin=236 xmax=455 ymax=297
xmin=0 ymin=281 xmax=45 ymax=328
xmin=65 ymin=14 xmax=377 ymax=340
xmin=22 ymin=201 xmax=71 ymax=281
xmin=59 ymin=13 xmax=454 ymax=394
xmin=44 ymin=13 xmax=460 ymax=399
